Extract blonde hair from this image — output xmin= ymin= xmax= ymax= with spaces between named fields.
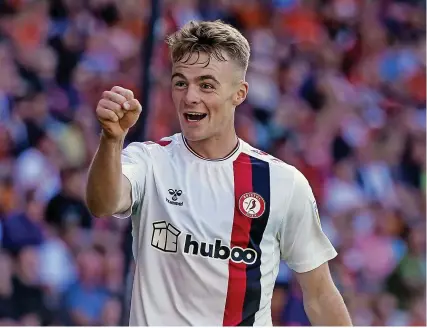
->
xmin=166 ymin=20 xmax=250 ymax=73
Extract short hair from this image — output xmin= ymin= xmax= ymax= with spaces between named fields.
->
xmin=165 ymin=20 xmax=250 ymax=73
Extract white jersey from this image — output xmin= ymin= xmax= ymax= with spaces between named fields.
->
xmin=114 ymin=133 xmax=337 ymax=326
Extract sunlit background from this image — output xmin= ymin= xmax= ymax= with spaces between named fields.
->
xmin=0 ymin=0 xmax=425 ymax=326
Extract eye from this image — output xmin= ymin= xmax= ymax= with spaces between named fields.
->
xmin=174 ymin=81 xmax=187 ymax=88
xmin=200 ymin=83 xmax=214 ymax=90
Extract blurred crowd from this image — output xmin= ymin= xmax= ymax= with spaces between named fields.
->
xmin=0 ymin=0 xmax=425 ymax=326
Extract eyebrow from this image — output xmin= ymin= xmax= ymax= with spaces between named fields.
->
xmin=171 ymin=73 xmax=220 ymax=85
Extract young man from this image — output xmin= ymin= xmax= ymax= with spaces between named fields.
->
xmin=86 ymin=20 xmax=352 ymax=326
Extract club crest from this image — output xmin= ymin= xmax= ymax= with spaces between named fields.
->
xmin=238 ymin=192 xmax=266 ymax=219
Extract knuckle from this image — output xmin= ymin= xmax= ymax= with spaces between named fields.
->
xmin=113 ymin=106 xmax=123 ymax=113
xmin=96 ymin=108 xmax=106 ymax=117
xmin=103 ymin=100 xmax=115 ymax=109
xmin=100 ymin=99 xmax=113 ymax=110
xmin=112 ymin=102 xmax=121 ymax=110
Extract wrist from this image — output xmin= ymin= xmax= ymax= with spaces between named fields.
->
xmin=100 ymin=130 xmax=126 ymax=146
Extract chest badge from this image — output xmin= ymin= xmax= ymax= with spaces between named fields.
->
xmin=238 ymin=192 xmax=266 ymax=219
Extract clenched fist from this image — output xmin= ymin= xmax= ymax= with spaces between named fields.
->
xmin=96 ymin=86 xmax=142 ymax=140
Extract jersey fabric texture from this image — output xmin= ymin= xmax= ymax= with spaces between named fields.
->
xmin=114 ymin=133 xmax=337 ymax=326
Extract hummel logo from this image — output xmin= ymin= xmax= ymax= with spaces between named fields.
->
xmin=166 ymin=189 xmax=183 ymax=206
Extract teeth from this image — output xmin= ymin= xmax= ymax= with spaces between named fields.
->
xmin=185 ymin=112 xmax=207 ymax=122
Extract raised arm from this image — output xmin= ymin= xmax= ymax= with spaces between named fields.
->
xmin=86 ymin=86 xmax=142 ymax=217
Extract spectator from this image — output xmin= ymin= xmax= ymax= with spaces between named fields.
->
xmin=38 ymin=228 xmax=77 ymax=297
xmin=1 ymin=190 xmax=44 ymax=253
xmin=0 ymin=251 xmax=16 ymax=324
xmin=13 ymin=120 xmax=61 ymax=202
xmin=61 ymin=247 xmax=109 ymax=326
xmin=11 ymin=246 xmax=51 ymax=325
xmin=102 ymin=248 xmax=125 ymax=296
xmin=45 ymin=166 xmax=92 ymax=230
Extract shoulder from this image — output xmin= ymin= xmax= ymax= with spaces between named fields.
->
xmin=123 ymin=133 xmax=181 ymax=156
xmin=240 ymin=141 xmax=296 ymax=172
xmin=141 ymin=133 xmax=181 ymax=149
xmin=240 ymin=140 xmax=310 ymax=191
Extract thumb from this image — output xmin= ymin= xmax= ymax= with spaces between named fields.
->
xmin=123 ymin=99 xmax=142 ymax=112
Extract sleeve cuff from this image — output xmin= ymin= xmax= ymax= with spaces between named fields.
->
xmin=287 ymin=248 xmax=338 ymax=273
xmin=112 ymin=169 xmax=135 ymax=219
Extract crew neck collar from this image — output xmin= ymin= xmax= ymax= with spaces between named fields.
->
xmin=181 ymin=134 xmax=241 ymax=162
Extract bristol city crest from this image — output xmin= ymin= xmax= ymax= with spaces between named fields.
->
xmin=238 ymin=192 xmax=266 ymax=219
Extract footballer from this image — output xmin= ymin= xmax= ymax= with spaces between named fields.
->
xmin=86 ymin=20 xmax=352 ymax=326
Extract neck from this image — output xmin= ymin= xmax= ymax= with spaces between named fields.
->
xmin=185 ymin=128 xmax=239 ymax=160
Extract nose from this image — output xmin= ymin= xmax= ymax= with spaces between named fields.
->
xmin=183 ymin=85 xmax=200 ymax=106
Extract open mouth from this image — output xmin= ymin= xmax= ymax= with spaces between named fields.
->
xmin=184 ymin=112 xmax=208 ymax=122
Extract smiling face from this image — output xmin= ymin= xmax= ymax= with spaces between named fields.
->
xmin=171 ymin=52 xmax=248 ymax=142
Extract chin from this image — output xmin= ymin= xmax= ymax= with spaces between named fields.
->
xmin=181 ymin=128 xmax=209 ymax=142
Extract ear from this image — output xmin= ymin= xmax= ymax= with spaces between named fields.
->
xmin=232 ymin=81 xmax=249 ymax=107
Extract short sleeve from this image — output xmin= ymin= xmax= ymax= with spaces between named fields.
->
xmin=113 ymin=142 xmax=151 ymax=219
xmin=280 ymin=168 xmax=337 ymax=273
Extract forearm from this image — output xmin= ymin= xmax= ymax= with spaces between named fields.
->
xmin=86 ymin=132 xmax=125 ymax=217
xmin=303 ymin=286 xmax=352 ymax=326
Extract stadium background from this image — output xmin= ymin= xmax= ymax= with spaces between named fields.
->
xmin=0 ymin=0 xmax=425 ymax=326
